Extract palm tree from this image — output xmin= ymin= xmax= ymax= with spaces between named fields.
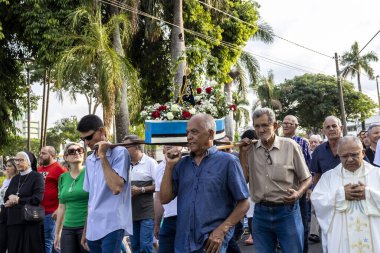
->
xmin=55 ymin=3 xmax=138 ymax=134
xmin=224 ymin=52 xmax=260 ymax=136
xmin=341 ymin=41 xmax=378 ymax=129
xmin=224 ymin=20 xmax=274 ymax=137
xmin=253 ymin=70 xmax=282 ymax=111
xmin=232 ymin=92 xmax=250 ymax=140
xmin=172 ymin=0 xmax=186 ymax=99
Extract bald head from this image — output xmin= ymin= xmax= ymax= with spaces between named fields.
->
xmin=323 ymin=116 xmax=343 ymax=141
xmin=39 ymin=146 xmax=56 ymax=166
xmin=337 ymin=136 xmax=365 ymax=172
xmin=189 ymin=114 xmax=216 ymax=135
xmin=282 ymin=115 xmax=299 ymax=137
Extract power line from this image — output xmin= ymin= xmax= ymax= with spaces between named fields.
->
xmin=359 ymin=30 xmax=380 ymax=54
xmin=195 ymin=0 xmax=334 ymax=59
xmin=100 ymin=0 xmax=330 ymax=75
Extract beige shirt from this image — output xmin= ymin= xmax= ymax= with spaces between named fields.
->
xmin=246 ymin=135 xmax=311 ymax=203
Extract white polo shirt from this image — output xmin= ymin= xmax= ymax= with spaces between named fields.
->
xmin=155 ymin=160 xmax=177 ymax=218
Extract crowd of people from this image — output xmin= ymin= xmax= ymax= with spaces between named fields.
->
xmin=0 ymin=109 xmax=380 ymax=253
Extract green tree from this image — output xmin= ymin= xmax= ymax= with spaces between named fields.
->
xmin=232 ymin=92 xmax=250 ymax=140
xmin=253 ymin=70 xmax=282 ymax=111
xmin=275 ymin=73 xmax=377 ymax=133
xmin=341 ymin=41 xmax=378 ymax=130
xmin=45 ymin=117 xmax=81 ymax=152
xmin=0 ymin=135 xmax=40 ymax=157
xmin=55 ymin=3 xmax=139 ymax=134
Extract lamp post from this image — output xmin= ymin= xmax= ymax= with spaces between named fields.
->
xmin=376 ymin=75 xmax=380 ymax=114
xmin=26 ymin=64 xmax=31 ymax=151
xmin=23 ymin=58 xmax=34 ymax=151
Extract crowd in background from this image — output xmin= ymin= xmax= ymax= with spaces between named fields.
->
xmin=0 ymin=111 xmax=379 ymax=253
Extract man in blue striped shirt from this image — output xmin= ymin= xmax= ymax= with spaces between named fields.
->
xmin=282 ymin=115 xmax=311 ymax=253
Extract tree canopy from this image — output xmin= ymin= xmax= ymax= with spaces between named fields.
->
xmin=45 ymin=116 xmax=81 ymax=152
xmin=275 ymin=73 xmax=377 ymax=133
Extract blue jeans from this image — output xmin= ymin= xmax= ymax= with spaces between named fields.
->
xmin=44 ymin=213 xmax=57 ymax=253
xmin=87 ymin=229 xmax=124 ymax=253
xmin=131 ymin=219 xmax=154 ymax=253
xmin=299 ymin=193 xmax=309 ymax=253
xmin=253 ymin=202 xmax=304 ymax=253
xmin=158 ymin=216 xmax=177 ymax=253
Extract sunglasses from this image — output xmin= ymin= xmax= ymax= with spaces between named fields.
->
xmin=67 ymin=148 xmax=84 ymax=155
xmin=264 ymin=149 xmax=273 ymax=165
xmin=80 ymin=129 xmax=99 ymax=142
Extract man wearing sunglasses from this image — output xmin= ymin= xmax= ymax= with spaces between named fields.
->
xmin=38 ymin=146 xmax=67 ymax=253
xmin=77 ymin=115 xmax=132 ymax=253
xmin=239 ymin=108 xmax=312 ymax=253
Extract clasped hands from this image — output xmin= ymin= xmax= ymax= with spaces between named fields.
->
xmin=344 ymin=182 xmax=366 ymax=201
xmin=4 ymin=194 xmax=19 ymax=207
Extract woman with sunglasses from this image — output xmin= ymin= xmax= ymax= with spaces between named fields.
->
xmin=54 ymin=143 xmax=89 ymax=253
xmin=3 ymin=151 xmax=45 ymax=253
xmin=0 ymin=158 xmax=19 ymax=253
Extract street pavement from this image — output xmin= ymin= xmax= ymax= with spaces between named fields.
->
xmin=237 ymin=234 xmax=323 ymax=253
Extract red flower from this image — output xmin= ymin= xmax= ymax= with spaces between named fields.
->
xmin=151 ymin=110 xmax=161 ymax=119
xmin=229 ymin=105 xmax=237 ymax=111
xmin=196 ymin=87 xmax=202 ymax=94
xmin=205 ymin=87 xmax=213 ymax=94
xmin=182 ymin=110 xmax=191 ymax=119
xmin=158 ymin=105 xmax=167 ymax=111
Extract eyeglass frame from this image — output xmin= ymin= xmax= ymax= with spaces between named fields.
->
xmin=264 ymin=149 xmax=273 ymax=165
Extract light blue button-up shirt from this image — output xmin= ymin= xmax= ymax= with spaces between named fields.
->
xmin=83 ymin=146 xmax=133 ymax=241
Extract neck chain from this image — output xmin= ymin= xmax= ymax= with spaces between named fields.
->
xmin=17 ymin=172 xmax=31 ymax=196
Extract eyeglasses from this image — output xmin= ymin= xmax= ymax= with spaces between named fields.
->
xmin=339 ymin=152 xmax=361 ymax=160
xmin=67 ymin=148 xmax=84 ymax=155
xmin=14 ymin=158 xmax=25 ymax=163
xmin=264 ymin=149 xmax=273 ymax=165
xmin=80 ymin=129 xmax=99 ymax=142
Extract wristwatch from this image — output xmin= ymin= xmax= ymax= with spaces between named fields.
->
xmin=141 ymin=187 xmax=146 ymax=193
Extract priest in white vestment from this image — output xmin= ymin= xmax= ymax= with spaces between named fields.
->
xmin=311 ymin=135 xmax=380 ymax=253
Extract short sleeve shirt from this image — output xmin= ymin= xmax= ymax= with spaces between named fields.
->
xmin=246 ymin=136 xmax=311 ymax=203
xmin=172 ymin=146 xmax=249 ymax=252
xmin=155 ymin=160 xmax=177 ymax=218
xmin=83 ymin=146 xmax=132 ymax=240
xmin=310 ymin=142 xmax=341 ymax=175
xmin=38 ymin=162 xmax=67 ymax=213
xmin=130 ymin=154 xmax=158 ymax=221
xmin=58 ymin=169 xmax=89 ymax=227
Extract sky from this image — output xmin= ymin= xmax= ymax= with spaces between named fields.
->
xmin=30 ymin=0 xmax=380 ymax=127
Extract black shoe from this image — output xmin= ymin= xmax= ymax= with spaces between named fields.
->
xmin=308 ymin=234 xmax=320 ymax=243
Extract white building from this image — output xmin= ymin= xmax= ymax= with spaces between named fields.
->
xmin=15 ymin=116 xmax=40 ymax=139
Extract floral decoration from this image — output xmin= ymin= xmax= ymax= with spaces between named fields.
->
xmin=141 ymin=85 xmax=235 ymax=120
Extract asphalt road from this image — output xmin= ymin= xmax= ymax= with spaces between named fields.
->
xmin=237 ymin=234 xmax=323 ymax=253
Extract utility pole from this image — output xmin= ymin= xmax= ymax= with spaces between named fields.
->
xmin=376 ymin=75 xmax=380 ymax=114
xmin=26 ymin=65 xmax=31 ymax=151
xmin=334 ymin=53 xmax=348 ymax=136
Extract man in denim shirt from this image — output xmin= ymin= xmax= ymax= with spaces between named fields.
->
xmin=160 ymin=114 xmax=250 ymax=253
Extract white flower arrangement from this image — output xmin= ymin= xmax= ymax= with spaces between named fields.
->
xmin=141 ymin=85 xmax=235 ymax=121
